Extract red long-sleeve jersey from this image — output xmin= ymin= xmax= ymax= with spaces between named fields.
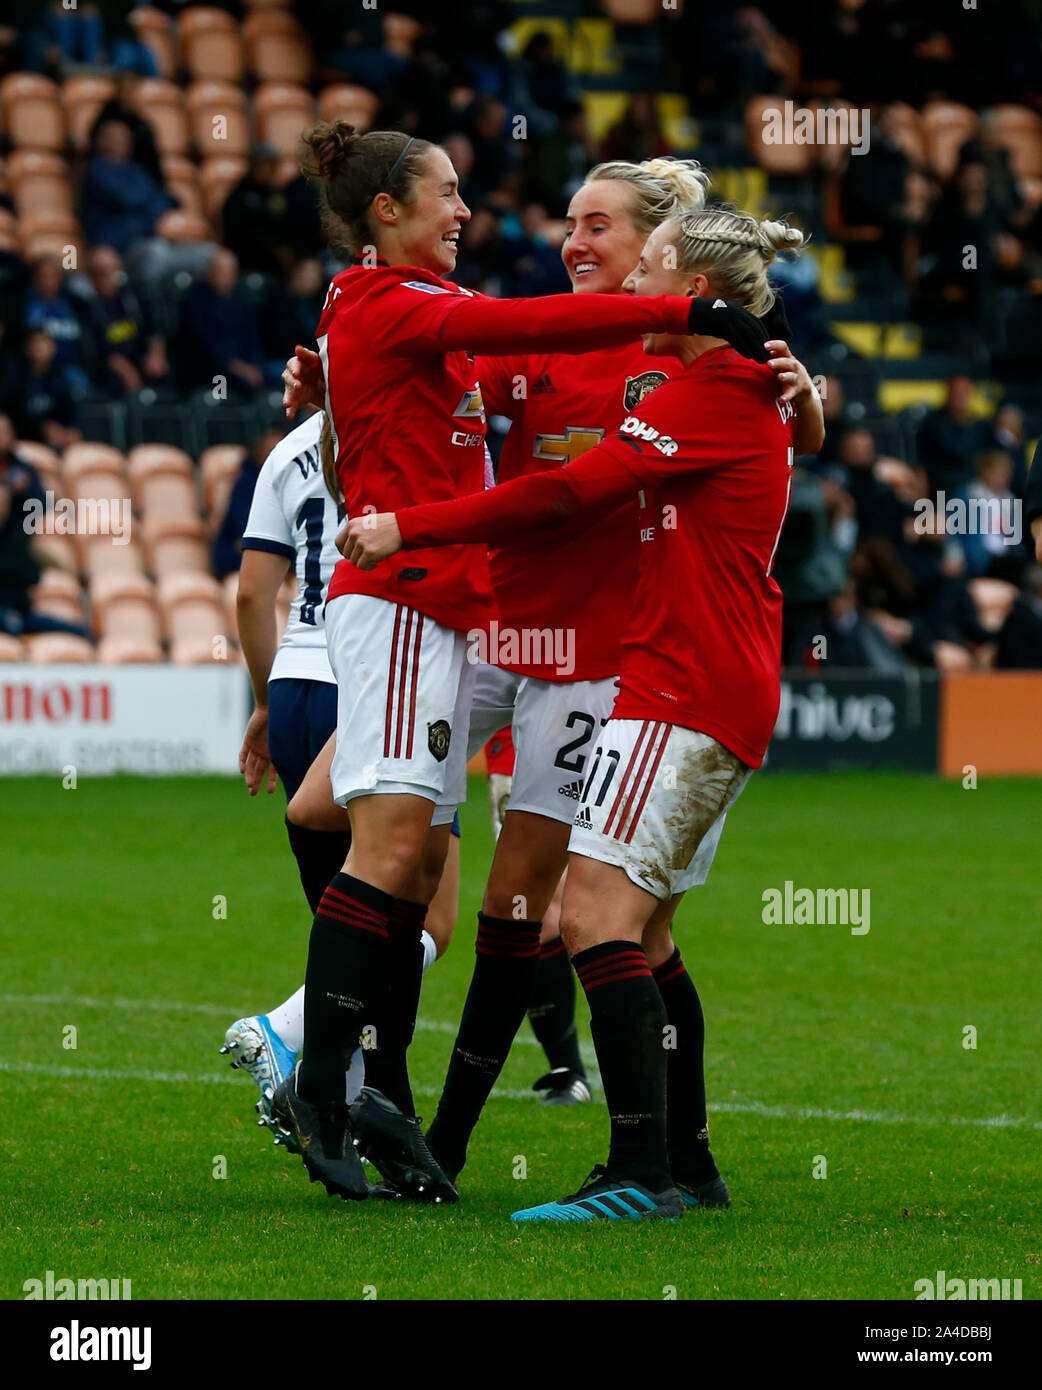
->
xmin=476 ymin=343 xmax=682 ymax=680
xmin=396 ymin=348 xmax=798 ymax=767
xmin=319 ymin=260 xmax=692 ymax=632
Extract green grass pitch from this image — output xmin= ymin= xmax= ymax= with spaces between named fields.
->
xmin=1 ymin=771 xmax=1039 ymax=1301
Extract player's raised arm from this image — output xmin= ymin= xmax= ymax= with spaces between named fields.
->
xmin=766 ymin=340 xmax=824 ymax=455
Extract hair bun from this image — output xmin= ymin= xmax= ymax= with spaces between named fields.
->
xmin=300 ymin=120 xmax=359 ymax=180
xmin=757 ymin=218 xmax=806 ymax=259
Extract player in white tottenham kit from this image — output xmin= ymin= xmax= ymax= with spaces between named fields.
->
xmin=219 ymin=410 xmax=452 ymax=1120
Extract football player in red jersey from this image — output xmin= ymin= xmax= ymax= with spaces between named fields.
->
xmin=340 ymin=208 xmax=825 ymax=1222
xmin=267 ymin=121 xmax=770 ymax=1205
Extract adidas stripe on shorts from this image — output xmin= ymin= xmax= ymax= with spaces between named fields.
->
xmin=568 ymin=719 xmax=751 ymax=900
xmin=326 ymin=593 xmax=474 ymax=827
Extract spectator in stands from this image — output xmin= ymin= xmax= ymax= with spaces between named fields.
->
xmin=512 ymin=32 xmax=579 ymax=138
xmin=179 ymin=248 xmax=264 ymax=397
xmin=261 ymin=258 xmax=324 ymax=381
xmin=773 ymin=468 xmax=852 ymax=665
xmin=221 ymin=144 xmax=296 ymax=275
xmin=524 ymin=101 xmax=598 ymax=216
xmin=996 ymin=565 xmax=1042 ymax=669
xmin=916 ymin=375 xmax=989 ymax=494
xmin=24 ymin=255 xmax=89 ymax=396
xmin=81 ymin=119 xmax=174 ymax=256
xmin=836 ymin=427 xmax=916 ymax=547
xmin=212 ymin=429 xmax=283 ymax=579
xmin=838 ymin=105 xmax=912 ymax=272
xmin=0 ymin=412 xmax=89 ymax=640
xmin=768 ymin=228 xmax=827 ymax=350
xmin=87 ymin=74 xmax=165 ymax=187
xmin=79 ymin=245 xmax=170 ymax=399
xmin=105 ymin=15 xmax=160 ymax=77
xmin=3 ymin=328 xmax=80 ymax=450
xmin=820 ymin=578 xmax=909 ymax=670
xmin=465 ymin=97 xmax=520 ymax=200
xmin=984 ymin=403 xmax=1029 ymax=498
xmin=602 ymin=94 xmax=671 ymax=164
xmin=955 ymin=451 xmax=1027 ymax=582
xmin=25 ymin=0 xmax=104 ymax=76
xmin=495 ymin=204 xmax=571 ymax=298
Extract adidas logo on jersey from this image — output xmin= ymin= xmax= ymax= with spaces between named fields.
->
xmin=557 ymin=780 xmax=583 ymax=800
xmin=530 ymin=374 xmax=556 ymax=395
xmin=574 ymin=806 xmax=593 ymax=829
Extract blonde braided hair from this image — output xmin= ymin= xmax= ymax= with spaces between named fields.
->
xmin=668 ymin=208 xmax=806 ymax=316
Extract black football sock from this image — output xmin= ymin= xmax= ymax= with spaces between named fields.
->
xmin=573 ymin=941 xmax=670 ymax=1191
xmin=285 ymin=816 xmax=351 ymax=914
xmin=427 ymin=912 xmax=542 ymax=1177
xmin=527 ymin=937 xmax=585 ymax=1077
xmin=297 ymin=873 xmax=394 ymax=1105
xmin=653 ymin=947 xmax=718 ymax=1185
xmin=357 ymin=896 xmax=426 ymax=1117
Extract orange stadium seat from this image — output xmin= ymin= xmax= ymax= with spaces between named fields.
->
xmin=131 ymin=79 xmax=190 ymax=157
xmin=157 ymin=571 xmax=230 ymax=664
xmin=18 ymin=210 xmax=81 ymax=244
xmin=83 ymin=532 xmax=147 ymax=584
xmin=92 ymin=571 xmax=162 ymax=644
xmin=129 ymin=7 xmax=177 ymax=80
xmin=255 ymin=84 xmax=317 ymax=157
xmin=22 ymin=229 xmax=85 ymax=265
xmin=14 ymin=439 xmax=62 ymax=492
xmin=31 ymin=532 xmax=78 ymax=574
xmin=0 ymin=74 xmax=64 ymax=150
xmin=244 ymin=12 xmax=312 ymax=85
xmin=8 ymin=150 xmax=74 ymax=219
xmin=243 ymin=0 xmax=294 ymax=10
xmin=199 ymin=157 xmax=248 ymax=220
xmin=32 ymin=569 xmax=82 ymax=604
xmin=63 ymin=442 xmax=126 ymax=479
xmin=156 ymin=208 xmax=213 ymax=243
xmin=199 ymin=445 xmax=246 ymax=524
xmin=31 ymin=586 xmax=86 ymax=628
xmin=127 ymin=445 xmax=199 ymax=518
xmin=318 ymin=84 xmax=380 ymax=132
xmin=186 ymin=82 xmax=250 ymax=160
xmin=63 ymin=75 xmax=117 ymax=152
xmin=145 ymin=517 xmax=211 ymax=580
xmin=744 ymin=95 xmax=815 ymax=175
xmin=180 ymin=7 xmax=246 ymax=84
xmin=922 ymin=101 xmax=979 ymax=179
xmin=25 ymin=633 xmax=95 ymax=663
xmin=0 ymin=633 xmax=25 ymax=661
xmin=161 ymin=155 xmax=203 ymax=215
xmin=987 ymin=104 xmax=1042 ymax=179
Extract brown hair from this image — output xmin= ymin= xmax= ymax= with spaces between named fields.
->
xmin=320 ymin=412 xmax=340 ymax=506
xmin=299 ymin=121 xmax=433 ymax=256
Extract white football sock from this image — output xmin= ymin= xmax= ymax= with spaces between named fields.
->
xmin=421 ymin=928 xmax=437 ymax=971
xmin=264 ymin=986 xmax=304 ymax=1053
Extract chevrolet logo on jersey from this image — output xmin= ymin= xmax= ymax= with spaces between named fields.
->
xmin=533 ymin=426 xmax=605 ymax=464
xmin=623 ymin=371 xmax=668 ymax=411
xmin=453 ymin=387 xmax=486 ymax=422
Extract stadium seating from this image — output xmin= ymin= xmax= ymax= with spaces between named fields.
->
xmin=200 ymin=157 xmax=249 ymax=221
xmin=25 ymin=633 xmax=95 ymax=663
xmin=128 ymin=7 xmax=177 ymax=81
xmin=145 ymin=517 xmax=211 ymax=581
xmin=179 ymin=7 xmax=246 ymax=85
xmin=0 ymin=633 xmax=26 ymax=661
xmin=318 ymin=85 xmax=379 ymax=133
xmin=132 ymin=79 xmax=190 ymax=157
xmin=921 ymin=101 xmax=980 ymax=178
xmin=63 ymin=76 xmax=117 ymax=153
xmin=254 ymin=84 xmax=317 ymax=157
xmin=0 ymin=73 xmax=64 ymax=150
xmin=157 ymin=571 xmax=233 ymax=664
xmin=187 ymin=82 xmax=250 ymax=161
xmin=199 ymin=445 xmax=246 ymax=524
xmin=243 ymin=10 xmax=312 ymax=85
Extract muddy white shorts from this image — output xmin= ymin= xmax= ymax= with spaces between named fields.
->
xmin=326 ymin=594 xmax=474 ymax=826
xmin=567 ymin=718 xmax=751 ymax=900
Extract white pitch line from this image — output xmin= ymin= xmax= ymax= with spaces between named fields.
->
xmin=0 ymin=989 xmax=596 ymax=1060
xmin=0 ymin=1058 xmax=1038 ymax=1132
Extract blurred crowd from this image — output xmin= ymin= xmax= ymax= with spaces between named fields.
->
xmin=0 ymin=0 xmax=1039 ymax=669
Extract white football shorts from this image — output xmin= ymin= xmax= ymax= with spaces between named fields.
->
xmin=326 ymin=593 xmax=474 ymax=826
xmin=568 ymin=719 xmax=751 ymax=901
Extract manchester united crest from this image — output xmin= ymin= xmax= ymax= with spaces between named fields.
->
xmin=428 ymin=720 xmax=451 ymax=762
xmin=623 ymin=371 xmax=668 ymax=411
